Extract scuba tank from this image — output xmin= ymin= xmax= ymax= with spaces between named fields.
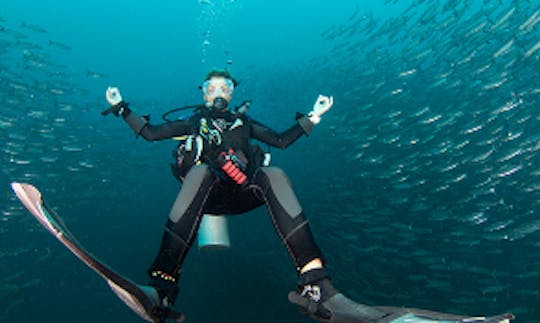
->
xmin=197 ymin=214 xmax=231 ymax=250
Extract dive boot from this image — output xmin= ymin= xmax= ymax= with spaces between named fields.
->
xmin=288 ymin=268 xmax=387 ymax=323
xmin=144 ymin=272 xmax=183 ymax=322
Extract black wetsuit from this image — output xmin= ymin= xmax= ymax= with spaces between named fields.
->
xmin=121 ymin=105 xmax=325 ymax=282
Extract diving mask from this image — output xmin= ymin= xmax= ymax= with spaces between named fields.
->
xmin=203 ymin=79 xmax=234 ymax=97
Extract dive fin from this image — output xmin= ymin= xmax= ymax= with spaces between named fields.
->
xmin=289 ymin=290 xmax=514 ymax=323
xmin=10 ymin=182 xmax=185 ymax=323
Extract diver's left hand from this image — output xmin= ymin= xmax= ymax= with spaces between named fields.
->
xmin=309 ymin=95 xmax=333 ymax=124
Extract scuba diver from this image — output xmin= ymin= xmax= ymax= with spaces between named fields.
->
xmin=103 ymin=69 xmax=379 ymax=322
xmin=102 ymin=70 xmax=514 ymax=323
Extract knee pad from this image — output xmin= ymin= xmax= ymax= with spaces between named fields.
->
xmin=256 ymin=167 xmax=302 ymax=219
xmin=169 ymin=164 xmax=213 ymax=223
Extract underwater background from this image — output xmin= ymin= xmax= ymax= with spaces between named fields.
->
xmin=1 ymin=0 xmax=539 ymax=322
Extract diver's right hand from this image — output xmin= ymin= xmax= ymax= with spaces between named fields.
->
xmin=106 ymin=86 xmax=123 ymax=105
xmin=102 ymin=87 xmax=128 ymax=117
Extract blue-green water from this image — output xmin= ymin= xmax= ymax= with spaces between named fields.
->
xmin=1 ymin=0 xmax=539 ymax=322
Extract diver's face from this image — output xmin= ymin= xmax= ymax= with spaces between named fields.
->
xmin=203 ymin=76 xmax=234 ymax=105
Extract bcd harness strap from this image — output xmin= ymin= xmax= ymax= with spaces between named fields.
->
xmin=171 ymin=113 xmax=271 ymax=184
xmin=172 ymin=116 xmax=245 ymax=168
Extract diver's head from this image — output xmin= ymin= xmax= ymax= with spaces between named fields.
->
xmin=202 ymin=69 xmax=238 ymax=111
